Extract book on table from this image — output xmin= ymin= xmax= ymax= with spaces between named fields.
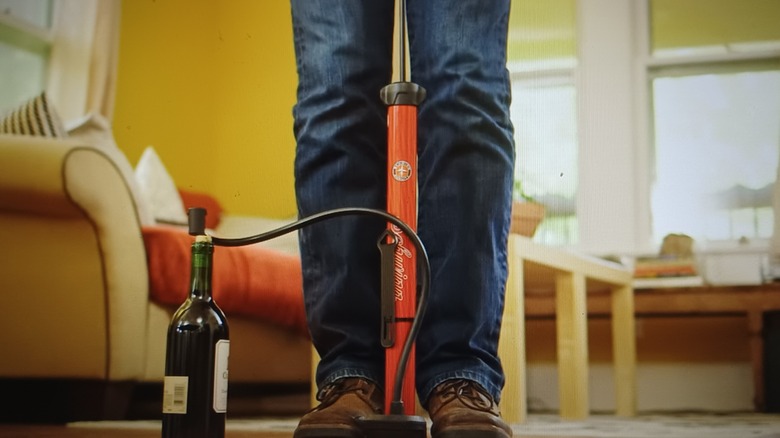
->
xmin=632 ymin=255 xmax=703 ymax=289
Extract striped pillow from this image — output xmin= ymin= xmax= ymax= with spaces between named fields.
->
xmin=0 ymin=92 xmax=66 ymax=137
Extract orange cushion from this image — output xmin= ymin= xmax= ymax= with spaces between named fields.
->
xmin=142 ymin=225 xmax=308 ymax=337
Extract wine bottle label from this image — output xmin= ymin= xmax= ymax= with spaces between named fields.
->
xmin=213 ymin=339 xmax=230 ymax=413
xmin=162 ymin=376 xmax=189 ymax=414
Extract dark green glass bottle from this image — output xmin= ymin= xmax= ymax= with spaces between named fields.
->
xmin=162 ymin=235 xmax=229 ymax=438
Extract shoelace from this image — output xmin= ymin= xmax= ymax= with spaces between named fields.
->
xmin=310 ymin=379 xmax=375 ymax=413
xmin=434 ymin=380 xmax=495 ymax=412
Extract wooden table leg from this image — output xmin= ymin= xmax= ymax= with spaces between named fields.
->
xmin=611 ymin=283 xmax=637 ymax=416
xmin=747 ymin=310 xmax=765 ymax=411
xmin=498 ymin=236 xmax=527 ymax=423
xmin=311 ymin=346 xmax=319 ymax=408
xmin=555 ymin=271 xmax=589 ymax=419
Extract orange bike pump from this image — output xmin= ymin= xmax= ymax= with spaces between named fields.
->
xmin=380 ymin=0 xmax=426 ymax=417
xmin=357 ymin=0 xmax=428 ymax=435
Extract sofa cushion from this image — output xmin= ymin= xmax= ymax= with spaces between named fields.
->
xmin=0 ymin=92 xmax=66 ymax=137
xmin=135 ymin=146 xmax=188 ymax=225
xmin=142 ymin=225 xmax=308 ymax=337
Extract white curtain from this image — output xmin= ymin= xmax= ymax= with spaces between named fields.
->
xmin=47 ymin=0 xmax=122 ymax=122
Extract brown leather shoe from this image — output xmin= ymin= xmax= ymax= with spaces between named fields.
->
xmin=294 ymin=377 xmax=384 ymax=438
xmin=427 ymin=379 xmax=513 ymax=438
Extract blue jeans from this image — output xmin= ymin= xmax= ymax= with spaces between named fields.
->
xmin=290 ymin=0 xmax=514 ymax=405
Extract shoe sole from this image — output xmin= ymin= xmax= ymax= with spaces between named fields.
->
xmin=293 ymin=425 xmax=364 ymax=438
xmin=435 ymin=427 xmax=511 ymax=438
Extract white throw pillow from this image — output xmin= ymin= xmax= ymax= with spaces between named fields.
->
xmin=66 ymin=113 xmax=156 ymax=226
xmin=134 ymin=146 xmax=188 ymax=225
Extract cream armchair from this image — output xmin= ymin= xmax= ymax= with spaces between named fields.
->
xmin=0 ymin=134 xmax=310 ymax=421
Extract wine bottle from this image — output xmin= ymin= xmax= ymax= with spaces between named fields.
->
xmin=162 ymin=234 xmax=230 ymax=438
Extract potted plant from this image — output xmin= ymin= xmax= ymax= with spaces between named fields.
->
xmin=510 ymin=180 xmax=545 ymax=237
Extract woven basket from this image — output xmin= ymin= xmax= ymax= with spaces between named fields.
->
xmin=510 ymin=201 xmax=545 ymax=237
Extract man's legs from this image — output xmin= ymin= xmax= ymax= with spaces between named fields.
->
xmin=291 ymin=0 xmax=514 ymax=435
xmin=290 ymin=0 xmax=394 ymax=391
xmin=406 ymin=0 xmax=515 ymax=406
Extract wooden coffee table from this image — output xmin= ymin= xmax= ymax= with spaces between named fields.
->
xmin=498 ymin=235 xmax=637 ymax=422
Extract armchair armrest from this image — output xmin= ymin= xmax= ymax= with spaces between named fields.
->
xmin=0 ymin=134 xmax=149 ymax=380
xmin=0 ymin=134 xmax=95 ymax=216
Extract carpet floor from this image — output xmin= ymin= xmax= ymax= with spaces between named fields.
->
xmin=46 ymin=413 xmax=780 ymax=438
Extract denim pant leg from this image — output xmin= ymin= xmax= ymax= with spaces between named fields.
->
xmin=406 ymin=0 xmax=515 ymax=404
xmin=290 ymin=0 xmax=395 ymax=391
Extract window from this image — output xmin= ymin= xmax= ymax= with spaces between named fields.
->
xmin=0 ymin=0 xmax=53 ymax=113
xmin=0 ymin=1 xmax=113 ymax=121
xmin=508 ymin=0 xmax=578 ymax=246
xmin=647 ymin=0 xmax=780 ymax=246
xmin=651 ymin=67 xmax=780 ymax=242
xmin=511 ymin=77 xmax=578 ymax=246
xmin=504 ymin=1 xmax=780 ymax=253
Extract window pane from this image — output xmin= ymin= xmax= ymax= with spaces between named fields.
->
xmin=651 ymin=0 xmax=780 ymax=56
xmin=651 ymin=69 xmax=780 ymax=243
xmin=0 ymin=0 xmax=52 ymax=28
xmin=511 ymin=79 xmax=578 ymax=245
xmin=0 ymin=40 xmax=47 ymax=113
xmin=0 ymin=0 xmax=50 ymax=112
xmin=508 ymin=0 xmax=576 ymax=64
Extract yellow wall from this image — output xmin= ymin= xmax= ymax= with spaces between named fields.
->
xmin=114 ymin=0 xmax=297 ymax=217
xmin=652 ymin=0 xmax=780 ymax=51
xmin=508 ymin=0 xmax=576 ymax=62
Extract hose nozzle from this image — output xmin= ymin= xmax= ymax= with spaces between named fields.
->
xmin=188 ymin=207 xmax=207 ymax=236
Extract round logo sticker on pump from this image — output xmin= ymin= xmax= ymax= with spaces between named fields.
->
xmin=392 ymin=161 xmax=412 ymax=182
